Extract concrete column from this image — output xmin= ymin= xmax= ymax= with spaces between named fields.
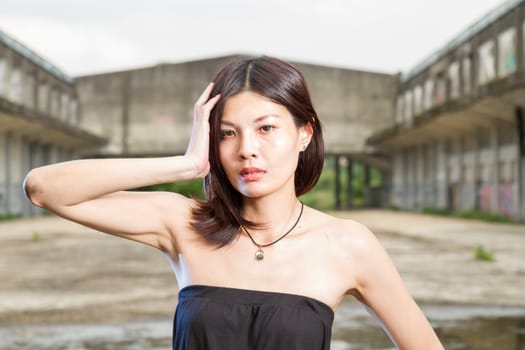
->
xmin=4 ymin=132 xmax=12 ymax=214
xmin=473 ymin=129 xmax=481 ymax=210
xmin=417 ymin=145 xmax=425 ymax=209
xmin=515 ymin=107 xmax=525 ymax=222
xmin=346 ymin=158 xmax=353 ymax=209
xmin=401 ymin=149 xmax=408 ymax=208
xmin=437 ymin=140 xmax=449 ymax=208
xmin=458 ymin=137 xmax=464 ymax=211
xmin=364 ymin=164 xmax=371 ymax=207
xmin=406 ymin=148 xmax=413 ymax=209
xmin=334 ymin=155 xmax=341 ymax=210
xmin=432 ymin=141 xmax=438 ymax=207
xmin=491 ymin=125 xmax=500 ymax=214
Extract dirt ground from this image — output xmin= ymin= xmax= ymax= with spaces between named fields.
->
xmin=0 ymin=209 xmax=524 ymax=326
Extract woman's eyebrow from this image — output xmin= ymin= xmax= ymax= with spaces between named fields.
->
xmin=220 ymin=114 xmax=280 ymax=126
xmin=254 ymin=114 xmax=279 ymax=123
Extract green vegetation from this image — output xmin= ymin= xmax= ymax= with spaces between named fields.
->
xmin=139 ymin=180 xmax=205 ymax=199
xmin=0 ymin=213 xmax=20 ymax=222
xmin=301 ymin=158 xmax=382 ymax=211
xmin=474 ymin=245 xmax=495 ymax=262
xmin=138 ymin=157 xmax=382 ymax=212
xmin=422 ymin=207 xmax=513 ymax=224
xmin=31 ymin=231 xmax=42 ymax=242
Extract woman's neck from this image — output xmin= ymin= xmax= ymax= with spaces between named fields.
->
xmin=242 ymin=193 xmax=303 ymax=239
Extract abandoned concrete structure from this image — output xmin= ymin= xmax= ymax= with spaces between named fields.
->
xmin=368 ymin=0 xmax=525 ymax=221
xmin=3 ymin=0 xmax=524 ymax=222
xmin=0 ymin=29 xmax=105 ymax=217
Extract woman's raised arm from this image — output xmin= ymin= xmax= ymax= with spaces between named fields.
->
xmin=23 ymin=83 xmax=221 ymax=253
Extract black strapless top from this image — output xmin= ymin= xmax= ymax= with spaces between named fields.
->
xmin=173 ymin=285 xmax=334 ymax=350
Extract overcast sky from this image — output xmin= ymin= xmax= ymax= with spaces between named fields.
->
xmin=1 ymin=0 xmax=507 ymax=77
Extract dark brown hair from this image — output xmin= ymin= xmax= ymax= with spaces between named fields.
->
xmin=191 ymin=56 xmax=324 ymax=247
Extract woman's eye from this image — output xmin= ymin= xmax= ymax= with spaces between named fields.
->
xmin=260 ymin=125 xmax=274 ymax=133
xmin=220 ymin=129 xmax=235 ymax=138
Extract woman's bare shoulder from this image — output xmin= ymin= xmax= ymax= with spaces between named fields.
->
xmin=310 ymin=209 xmax=378 ymax=251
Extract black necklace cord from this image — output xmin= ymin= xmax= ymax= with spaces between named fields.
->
xmin=242 ymin=202 xmax=304 ymax=248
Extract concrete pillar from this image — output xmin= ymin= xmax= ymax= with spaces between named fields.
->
xmin=416 ymin=145 xmax=425 ymax=209
xmin=436 ymin=140 xmax=449 ymax=208
xmin=346 ymin=159 xmax=353 ymax=209
xmin=473 ymin=129 xmax=481 ymax=210
xmin=334 ymin=155 xmax=341 ymax=210
xmin=515 ymin=107 xmax=525 ymax=222
xmin=19 ymin=138 xmax=31 ymax=217
xmin=458 ymin=137 xmax=464 ymax=211
xmin=4 ymin=132 xmax=12 ymax=215
xmin=432 ymin=141 xmax=439 ymax=207
xmin=364 ymin=164 xmax=371 ymax=207
xmin=401 ymin=149 xmax=408 ymax=208
xmin=491 ymin=125 xmax=500 ymax=214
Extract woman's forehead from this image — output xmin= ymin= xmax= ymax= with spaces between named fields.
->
xmin=221 ymin=91 xmax=291 ymax=121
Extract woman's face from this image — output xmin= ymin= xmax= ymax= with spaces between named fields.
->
xmin=218 ymin=91 xmax=311 ymax=199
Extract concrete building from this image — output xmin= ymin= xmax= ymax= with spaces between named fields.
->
xmin=76 ymin=56 xmax=397 ymax=208
xmin=0 ymin=29 xmax=105 ymax=217
xmin=368 ymin=0 xmax=525 ymax=222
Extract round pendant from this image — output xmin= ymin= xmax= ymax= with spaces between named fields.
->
xmin=255 ymin=249 xmax=264 ymax=260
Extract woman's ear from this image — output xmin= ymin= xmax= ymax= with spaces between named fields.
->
xmin=299 ymin=123 xmax=313 ymax=151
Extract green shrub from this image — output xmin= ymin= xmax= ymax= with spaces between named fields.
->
xmin=455 ymin=210 xmax=512 ymax=223
xmin=0 ymin=213 xmax=20 ymax=222
xmin=474 ymin=245 xmax=495 ymax=262
xmin=138 ymin=179 xmax=205 ymax=199
xmin=422 ymin=207 xmax=453 ymax=216
xmin=422 ymin=208 xmax=513 ymax=224
xmin=31 ymin=232 xmax=42 ymax=242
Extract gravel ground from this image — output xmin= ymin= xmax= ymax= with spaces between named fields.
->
xmin=0 ymin=209 xmax=524 ymax=327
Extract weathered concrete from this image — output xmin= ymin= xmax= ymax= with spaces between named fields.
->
xmin=368 ymin=0 xmax=525 ymax=221
xmin=75 ymin=56 xmax=396 ymax=157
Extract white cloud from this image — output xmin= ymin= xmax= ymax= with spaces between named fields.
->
xmin=0 ymin=0 xmax=507 ymax=76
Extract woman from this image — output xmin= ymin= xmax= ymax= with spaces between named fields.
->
xmin=24 ymin=56 xmax=444 ymax=349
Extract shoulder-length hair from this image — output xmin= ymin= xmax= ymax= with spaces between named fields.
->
xmin=191 ymin=56 xmax=324 ymax=247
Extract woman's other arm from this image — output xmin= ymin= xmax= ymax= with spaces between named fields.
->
xmin=345 ymin=221 xmax=444 ymax=350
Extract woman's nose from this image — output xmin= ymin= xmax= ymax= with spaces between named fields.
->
xmin=239 ymin=133 xmax=259 ymax=159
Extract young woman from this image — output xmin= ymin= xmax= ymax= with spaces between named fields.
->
xmin=24 ymin=56 xmax=444 ymax=349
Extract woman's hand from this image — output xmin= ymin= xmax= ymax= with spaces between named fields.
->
xmin=185 ymin=82 xmax=221 ymax=178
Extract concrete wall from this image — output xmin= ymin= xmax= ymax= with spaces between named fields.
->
xmin=76 ymin=55 xmax=396 ymax=156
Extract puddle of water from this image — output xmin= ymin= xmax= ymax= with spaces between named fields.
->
xmin=1 ymin=304 xmax=524 ymax=349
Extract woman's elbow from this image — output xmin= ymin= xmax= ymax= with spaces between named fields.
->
xmin=23 ymin=169 xmax=45 ymax=207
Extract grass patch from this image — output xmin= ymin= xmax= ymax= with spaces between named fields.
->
xmin=0 ymin=213 xmax=20 ymax=222
xmin=422 ymin=207 xmax=513 ymax=224
xmin=474 ymin=245 xmax=495 ymax=262
xmin=31 ymin=232 xmax=42 ymax=242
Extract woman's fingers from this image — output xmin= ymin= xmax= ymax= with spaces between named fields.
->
xmin=195 ymin=82 xmax=215 ymax=107
xmin=203 ymin=93 xmax=221 ymax=113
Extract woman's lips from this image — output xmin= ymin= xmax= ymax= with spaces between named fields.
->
xmin=240 ymin=167 xmax=266 ymax=181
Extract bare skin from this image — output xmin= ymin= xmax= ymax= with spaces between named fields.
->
xmin=24 ymin=83 xmax=444 ymax=349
